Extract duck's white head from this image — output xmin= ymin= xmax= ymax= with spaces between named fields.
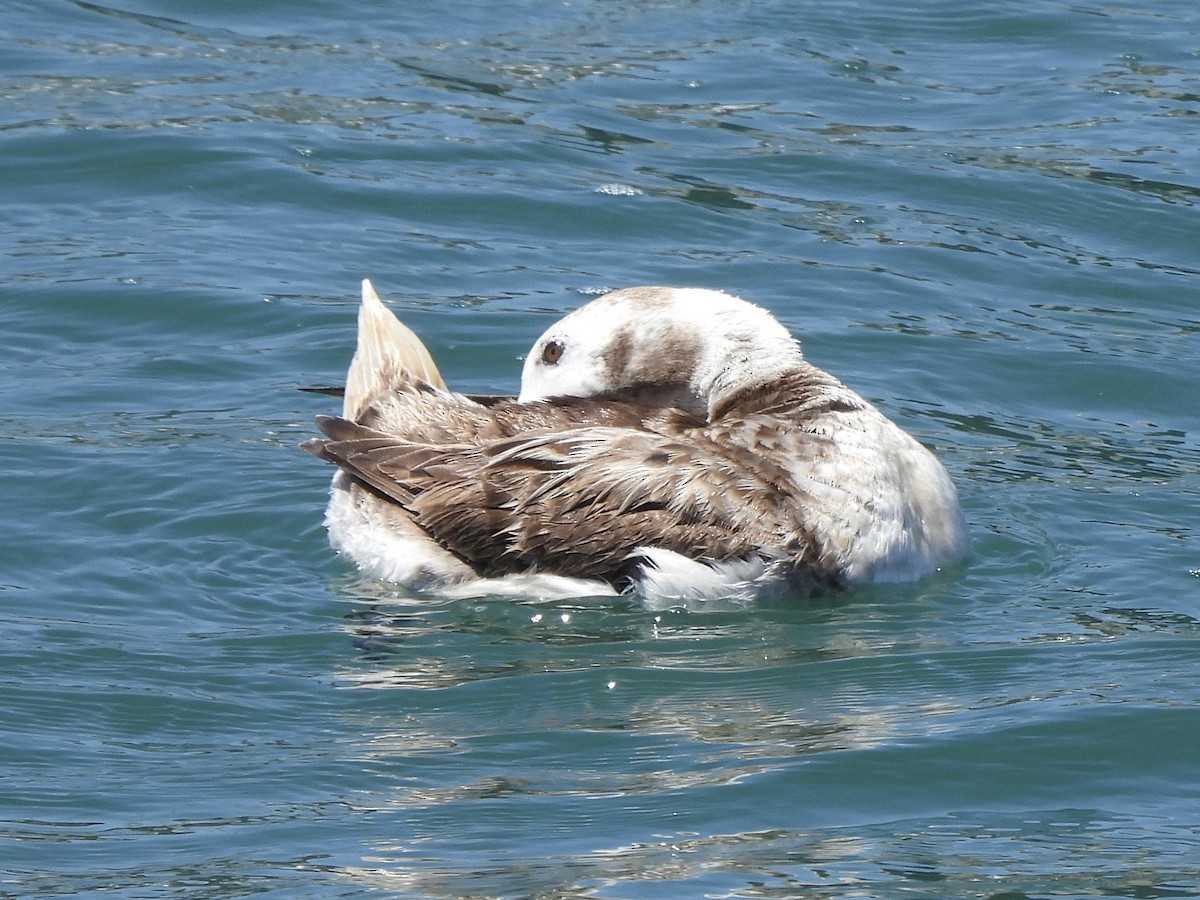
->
xmin=518 ymin=287 xmax=804 ymax=419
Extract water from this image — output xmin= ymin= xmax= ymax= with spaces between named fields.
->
xmin=3 ymin=0 xmax=1199 ymax=896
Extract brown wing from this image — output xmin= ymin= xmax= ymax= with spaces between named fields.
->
xmin=345 ymin=378 xmax=661 ymax=447
xmin=303 ymin=408 xmax=816 ymax=588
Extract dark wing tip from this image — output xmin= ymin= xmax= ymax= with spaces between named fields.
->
xmin=304 ymin=415 xmax=370 ymax=459
xmin=464 ymin=393 xmax=515 ymax=408
xmin=313 ymin=414 xmax=365 ymax=441
xmin=299 ymin=437 xmax=330 ymax=459
xmin=299 ymin=385 xmax=346 ymax=397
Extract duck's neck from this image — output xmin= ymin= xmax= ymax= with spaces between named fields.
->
xmin=691 ymin=328 xmax=805 ymax=421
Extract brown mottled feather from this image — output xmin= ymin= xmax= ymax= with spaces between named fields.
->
xmin=304 ymin=369 xmax=855 ymax=590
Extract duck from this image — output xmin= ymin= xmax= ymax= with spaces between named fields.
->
xmin=301 ymin=280 xmax=966 ymax=603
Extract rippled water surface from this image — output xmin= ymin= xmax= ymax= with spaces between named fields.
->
xmin=3 ymin=0 xmax=1199 ymax=896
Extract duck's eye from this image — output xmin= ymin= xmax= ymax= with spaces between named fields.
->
xmin=541 ymin=340 xmax=565 ymax=365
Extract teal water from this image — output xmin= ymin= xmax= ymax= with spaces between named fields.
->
xmin=3 ymin=0 xmax=1199 ymax=896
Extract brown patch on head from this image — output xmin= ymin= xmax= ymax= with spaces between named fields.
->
xmin=596 ymin=315 xmax=705 ymax=413
xmin=598 ymin=316 xmax=703 ymax=385
xmin=625 ymin=328 xmax=702 ymax=386
xmin=590 ymin=287 xmax=693 ymax=353
xmin=545 ymin=286 xmax=710 ymax=413
xmin=600 ymin=327 xmax=634 ymax=376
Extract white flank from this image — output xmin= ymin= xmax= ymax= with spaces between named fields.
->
xmin=632 ymin=547 xmax=776 ymax=607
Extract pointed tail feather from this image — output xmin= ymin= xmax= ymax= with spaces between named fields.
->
xmin=343 ymin=279 xmax=447 ymax=419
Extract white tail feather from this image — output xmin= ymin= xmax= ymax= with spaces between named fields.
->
xmin=343 ymin=279 xmax=447 ymax=419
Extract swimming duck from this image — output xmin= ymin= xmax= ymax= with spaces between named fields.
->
xmin=302 ymin=280 xmax=966 ymax=602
